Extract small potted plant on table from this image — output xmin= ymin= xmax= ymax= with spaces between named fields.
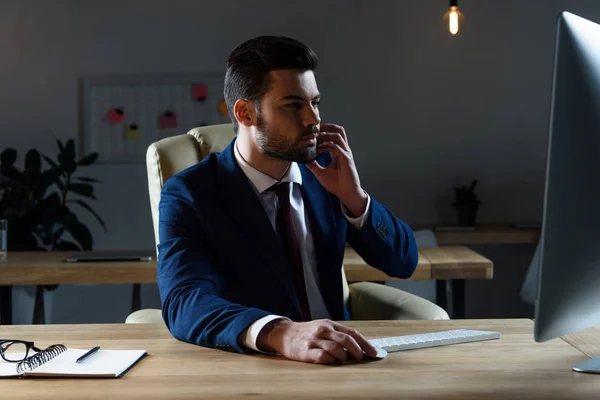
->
xmin=452 ymin=180 xmax=481 ymax=227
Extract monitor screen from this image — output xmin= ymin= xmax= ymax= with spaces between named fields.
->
xmin=535 ymin=11 xmax=600 ymax=348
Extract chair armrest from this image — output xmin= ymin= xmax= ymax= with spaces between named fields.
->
xmin=348 ymin=282 xmax=449 ymax=320
xmin=125 ymin=308 xmax=165 ymax=324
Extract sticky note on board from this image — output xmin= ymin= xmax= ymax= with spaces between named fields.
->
xmin=158 ymin=111 xmax=178 ymax=129
xmin=124 ymin=123 xmax=141 ymax=140
xmin=192 ymin=84 xmax=208 ymax=101
xmin=217 ymin=98 xmax=229 ymax=116
xmin=107 ymin=107 xmax=124 ymax=124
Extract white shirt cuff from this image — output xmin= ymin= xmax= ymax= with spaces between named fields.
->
xmin=240 ymin=315 xmax=290 ymax=353
xmin=342 ymin=193 xmax=371 ymax=229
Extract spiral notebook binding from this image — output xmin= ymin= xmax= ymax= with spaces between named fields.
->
xmin=16 ymin=344 xmax=67 ymax=373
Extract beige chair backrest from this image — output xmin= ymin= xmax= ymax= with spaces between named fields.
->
xmin=145 ymin=123 xmax=350 ymax=306
xmin=146 ymin=124 xmax=237 ymax=246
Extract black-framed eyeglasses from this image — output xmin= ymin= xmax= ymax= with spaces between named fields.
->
xmin=0 ymin=340 xmax=43 ymax=363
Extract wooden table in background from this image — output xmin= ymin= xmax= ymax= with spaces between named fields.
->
xmin=0 ymin=319 xmax=597 ymax=399
xmin=414 ymin=223 xmax=541 ymax=245
xmin=0 ymin=246 xmax=493 ymax=324
xmin=344 ymin=246 xmax=493 ymax=319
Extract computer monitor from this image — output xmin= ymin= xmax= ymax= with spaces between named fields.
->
xmin=534 ymin=11 xmax=600 ymax=373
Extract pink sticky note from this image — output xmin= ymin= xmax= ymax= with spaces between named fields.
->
xmin=107 ymin=107 xmax=124 ymax=124
xmin=192 ymin=84 xmax=208 ymax=101
xmin=158 ymin=111 xmax=178 ymax=129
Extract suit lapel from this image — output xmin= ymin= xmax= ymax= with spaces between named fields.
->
xmin=216 ymin=140 xmax=300 ymax=315
xmin=299 ymin=165 xmax=344 ymax=320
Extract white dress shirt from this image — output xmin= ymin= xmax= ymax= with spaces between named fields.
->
xmin=233 ymin=142 xmax=371 ymax=352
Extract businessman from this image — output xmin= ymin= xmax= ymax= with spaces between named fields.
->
xmin=157 ymin=36 xmax=441 ymax=364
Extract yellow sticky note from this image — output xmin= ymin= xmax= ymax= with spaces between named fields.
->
xmin=217 ymin=98 xmax=229 ymax=117
xmin=125 ymin=123 xmax=141 ymax=140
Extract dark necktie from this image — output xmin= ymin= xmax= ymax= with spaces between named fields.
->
xmin=268 ymin=182 xmax=311 ymax=321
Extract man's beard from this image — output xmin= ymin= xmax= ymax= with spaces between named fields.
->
xmin=255 ymin=115 xmax=317 ymax=164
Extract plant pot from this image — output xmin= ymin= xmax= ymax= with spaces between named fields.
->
xmin=454 ymin=204 xmax=478 ymax=226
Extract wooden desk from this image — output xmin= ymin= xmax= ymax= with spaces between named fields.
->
xmin=563 ymin=325 xmax=600 ymax=359
xmin=0 ymin=246 xmax=493 ymax=324
xmin=414 ymin=223 xmax=541 ymax=245
xmin=344 ymin=246 xmax=493 ymax=319
xmin=0 ymin=246 xmax=493 ymax=285
xmin=0 ymin=319 xmax=597 ymax=399
xmin=343 ymin=246 xmax=493 ymax=281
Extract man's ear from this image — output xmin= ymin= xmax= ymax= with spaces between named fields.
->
xmin=233 ymin=99 xmax=257 ymax=128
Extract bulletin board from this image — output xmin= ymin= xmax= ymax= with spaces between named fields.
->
xmin=80 ymin=73 xmax=230 ymax=164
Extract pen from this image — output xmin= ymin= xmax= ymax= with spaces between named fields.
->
xmin=76 ymin=346 xmax=101 ymax=364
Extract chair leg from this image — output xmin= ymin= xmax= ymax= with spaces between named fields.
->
xmin=32 ymin=285 xmax=45 ymax=324
xmin=131 ymin=284 xmax=141 ymax=314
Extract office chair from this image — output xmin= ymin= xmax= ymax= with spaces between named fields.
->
xmin=126 ymin=124 xmax=449 ymax=324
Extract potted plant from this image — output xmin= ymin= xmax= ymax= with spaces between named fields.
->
xmin=452 ymin=180 xmax=481 ymax=226
xmin=0 ymin=139 xmax=105 ymax=251
xmin=0 ymin=138 xmax=105 ymax=323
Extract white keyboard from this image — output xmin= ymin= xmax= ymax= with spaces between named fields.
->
xmin=369 ymin=329 xmax=500 ymax=352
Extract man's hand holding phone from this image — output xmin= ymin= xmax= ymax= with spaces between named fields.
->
xmin=306 ymin=123 xmax=368 ymax=217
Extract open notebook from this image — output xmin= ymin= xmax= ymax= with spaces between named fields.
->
xmin=0 ymin=347 xmax=147 ymax=378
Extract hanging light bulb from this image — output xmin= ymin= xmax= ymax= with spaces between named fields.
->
xmin=443 ymin=0 xmax=464 ymax=35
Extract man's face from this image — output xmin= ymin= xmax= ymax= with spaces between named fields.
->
xmin=254 ymin=69 xmax=321 ymax=163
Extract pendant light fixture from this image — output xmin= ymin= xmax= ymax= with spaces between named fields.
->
xmin=443 ymin=0 xmax=464 ymax=35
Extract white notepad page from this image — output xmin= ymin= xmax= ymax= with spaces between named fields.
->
xmin=0 ymin=348 xmax=147 ymax=378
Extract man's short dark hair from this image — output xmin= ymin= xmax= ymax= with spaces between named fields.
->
xmin=224 ymin=36 xmax=319 ymax=132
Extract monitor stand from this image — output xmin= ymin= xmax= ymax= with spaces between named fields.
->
xmin=573 ymin=356 xmax=600 ymax=373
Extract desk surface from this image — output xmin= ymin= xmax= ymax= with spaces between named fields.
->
xmin=563 ymin=325 xmax=600 ymax=359
xmin=0 ymin=319 xmax=596 ymax=399
xmin=0 ymin=246 xmax=493 ymax=286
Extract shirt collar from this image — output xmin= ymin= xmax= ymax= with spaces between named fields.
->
xmin=234 ymin=140 xmax=302 ymax=193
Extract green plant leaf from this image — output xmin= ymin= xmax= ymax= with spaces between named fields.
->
xmin=67 ymin=183 xmax=95 ymax=198
xmin=0 ymin=148 xmax=17 ymax=166
xmin=41 ymin=165 xmax=64 ymax=193
xmin=28 ymin=192 xmax=61 ymax=230
xmin=28 ymin=173 xmax=47 ymax=201
xmin=77 ymin=153 xmax=98 ymax=166
xmin=56 ymin=177 xmax=65 ymax=192
xmin=56 ymin=139 xmax=64 ymax=153
xmin=65 ymin=139 xmax=75 ymax=155
xmin=58 ymin=139 xmax=77 ymax=174
xmin=25 ymin=149 xmax=42 ymax=171
xmin=0 ymin=163 xmax=23 ymax=184
xmin=52 ymin=227 xmax=65 ymax=244
xmin=453 ymin=180 xmax=480 ymax=206
xmin=74 ymin=176 xmax=100 ymax=183
xmin=67 ymin=218 xmax=92 ymax=250
xmin=42 ymin=155 xmax=58 ymax=169
xmin=69 ymin=199 xmax=107 ymax=232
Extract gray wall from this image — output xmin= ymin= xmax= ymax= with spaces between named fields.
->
xmin=1 ymin=0 xmax=598 ymax=323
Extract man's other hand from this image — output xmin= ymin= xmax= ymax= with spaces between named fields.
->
xmin=256 ymin=319 xmax=378 ymax=364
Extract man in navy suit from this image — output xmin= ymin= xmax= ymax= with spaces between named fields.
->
xmin=157 ymin=36 xmax=421 ymax=364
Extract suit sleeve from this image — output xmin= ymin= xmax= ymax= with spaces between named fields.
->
xmin=156 ymin=175 xmax=270 ymax=354
xmin=345 ymin=193 xmax=419 ymax=279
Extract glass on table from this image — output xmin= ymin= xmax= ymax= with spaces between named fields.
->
xmin=0 ymin=219 xmax=6 ymax=261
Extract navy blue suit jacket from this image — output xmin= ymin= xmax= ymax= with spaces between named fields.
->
xmin=156 ymin=138 xmax=418 ymax=353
